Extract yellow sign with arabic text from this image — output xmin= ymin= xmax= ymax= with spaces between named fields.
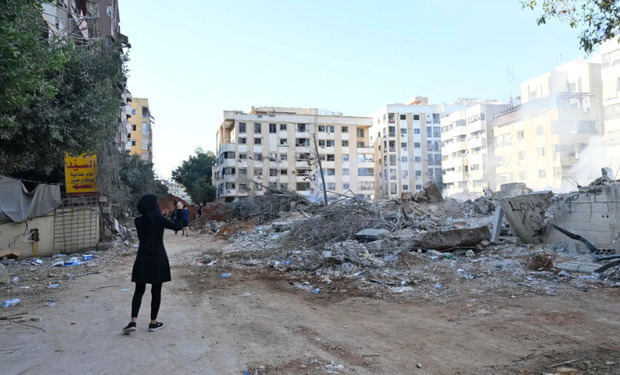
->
xmin=65 ymin=154 xmax=97 ymax=193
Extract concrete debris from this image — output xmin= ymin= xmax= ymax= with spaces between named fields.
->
xmin=355 ymin=229 xmax=390 ymax=242
xmin=0 ymin=263 xmax=8 ymax=284
xmin=500 ymin=191 xmax=553 ymax=243
xmin=555 ymin=262 xmax=600 ymax=274
xmin=414 ymin=226 xmax=491 ymax=250
xmin=401 ymin=180 xmax=443 ymax=203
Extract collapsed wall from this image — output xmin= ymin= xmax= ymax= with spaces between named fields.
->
xmin=545 ymin=184 xmax=620 ymax=253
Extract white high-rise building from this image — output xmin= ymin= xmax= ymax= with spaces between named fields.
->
xmin=370 ymin=98 xmax=464 ymax=199
xmin=214 ymin=107 xmax=375 ymax=201
xmin=441 ymin=103 xmax=510 ymax=197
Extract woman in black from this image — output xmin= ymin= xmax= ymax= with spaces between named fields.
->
xmin=122 ymin=194 xmax=183 ymax=333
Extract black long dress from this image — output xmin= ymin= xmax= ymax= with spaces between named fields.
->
xmin=131 ymin=195 xmax=183 ymax=284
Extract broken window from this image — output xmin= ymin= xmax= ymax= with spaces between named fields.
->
xmin=269 ymin=168 xmax=278 ymax=176
xmin=388 ymin=113 xmax=395 ymax=123
xmin=319 ymin=140 xmax=326 ymax=147
xmin=342 ymin=126 xmax=348 ymax=132
xmin=280 ymin=154 xmax=287 ymax=161
xmin=280 ymin=169 xmax=287 ymax=175
xmin=295 ymin=138 xmax=310 ymax=147
xmin=254 ymin=168 xmax=263 ymax=176
xmin=326 ymin=126 xmax=335 ymax=133
xmin=239 ymin=153 xmax=247 ymax=160
xmin=413 ymin=114 xmax=420 ymax=121
xmin=269 ymin=123 xmax=277 ymax=133
xmin=342 ymin=140 xmax=349 ymax=147
xmin=254 ymin=138 xmax=261 ymax=144
xmin=318 ymin=125 xmax=325 ymax=132
xmin=297 ymin=123 xmax=308 ymax=132
xmin=296 ymin=182 xmax=310 ymax=191
xmin=280 ymin=138 xmax=287 ymax=146
xmin=400 ymin=114 xmax=406 ymax=120
xmin=326 ymin=154 xmax=335 ymax=161
xmin=326 ymin=140 xmax=335 ymax=147
xmin=280 ymin=123 xmax=287 ymax=131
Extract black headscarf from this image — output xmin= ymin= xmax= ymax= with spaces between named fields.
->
xmin=137 ymin=194 xmax=160 ymax=216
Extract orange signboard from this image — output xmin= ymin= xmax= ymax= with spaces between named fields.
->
xmin=65 ymin=154 xmax=97 ymax=193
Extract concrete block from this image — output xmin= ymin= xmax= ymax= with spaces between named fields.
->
xmin=501 ymin=192 xmax=553 ymax=243
xmin=415 ymin=226 xmax=490 ymax=250
xmin=491 ymin=206 xmax=504 ymax=243
xmin=555 ymin=262 xmax=599 ymax=274
xmin=355 ymin=228 xmax=390 ymax=242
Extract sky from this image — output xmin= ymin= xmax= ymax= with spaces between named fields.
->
xmin=118 ymin=0 xmax=586 ymax=179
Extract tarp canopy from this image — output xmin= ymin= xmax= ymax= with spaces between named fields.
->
xmin=0 ymin=176 xmax=62 ymax=224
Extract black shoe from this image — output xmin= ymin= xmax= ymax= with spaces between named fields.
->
xmin=148 ymin=321 xmax=164 ymax=332
xmin=122 ymin=322 xmax=136 ymax=333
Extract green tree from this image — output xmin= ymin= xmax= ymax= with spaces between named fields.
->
xmin=523 ymin=0 xmax=620 ymax=52
xmin=172 ymin=149 xmax=217 ymax=203
xmin=120 ymin=154 xmax=168 ymax=207
xmin=0 ymin=0 xmax=127 ymax=177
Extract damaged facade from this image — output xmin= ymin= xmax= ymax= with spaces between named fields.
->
xmin=213 ymin=107 xmax=375 ymax=201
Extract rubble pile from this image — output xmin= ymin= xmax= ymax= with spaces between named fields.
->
xmin=224 ymin=189 xmax=314 ymax=224
xmin=202 ymin=177 xmax=620 ymax=299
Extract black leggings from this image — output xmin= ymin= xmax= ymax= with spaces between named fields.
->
xmin=131 ymin=283 xmax=162 ymax=321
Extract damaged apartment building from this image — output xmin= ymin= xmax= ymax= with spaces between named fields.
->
xmin=213 ymin=107 xmax=376 ymax=201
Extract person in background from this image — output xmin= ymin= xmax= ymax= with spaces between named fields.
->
xmin=181 ymin=205 xmax=190 ymax=236
xmin=122 ymin=194 xmax=183 ymax=333
xmin=197 ymin=203 xmax=203 ymax=218
xmin=172 ymin=201 xmax=183 ymax=235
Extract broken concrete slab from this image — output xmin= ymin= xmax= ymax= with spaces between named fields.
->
xmin=545 ymin=183 xmax=620 ymax=253
xmin=365 ymin=239 xmax=391 ymax=254
xmin=0 ymin=263 xmax=8 ymax=284
xmin=500 ymin=191 xmax=553 ymax=243
xmin=323 ymin=241 xmax=364 ymax=264
xmin=555 ymin=262 xmax=599 ymax=274
xmin=355 ymin=228 xmax=390 ymax=242
xmin=422 ymin=180 xmax=443 ymax=203
xmin=414 ymin=226 xmax=491 ymax=250
xmin=490 ymin=206 xmax=504 ymax=243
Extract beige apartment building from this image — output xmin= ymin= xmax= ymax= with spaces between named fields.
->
xmin=492 ymin=58 xmax=603 ymax=190
xmin=441 ymin=103 xmax=510 ymax=197
xmin=128 ymin=98 xmax=154 ymax=161
xmin=214 ymin=107 xmax=374 ymax=201
xmin=370 ymin=98 xmax=464 ymax=199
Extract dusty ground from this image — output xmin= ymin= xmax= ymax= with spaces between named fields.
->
xmin=1 ymin=231 xmax=619 ymax=375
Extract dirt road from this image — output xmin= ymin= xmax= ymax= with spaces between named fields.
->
xmin=2 ymin=232 xmax=619 ymax=374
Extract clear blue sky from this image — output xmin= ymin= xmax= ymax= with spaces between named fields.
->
xmin=119 ymin=0 xmax=586 ymax=178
